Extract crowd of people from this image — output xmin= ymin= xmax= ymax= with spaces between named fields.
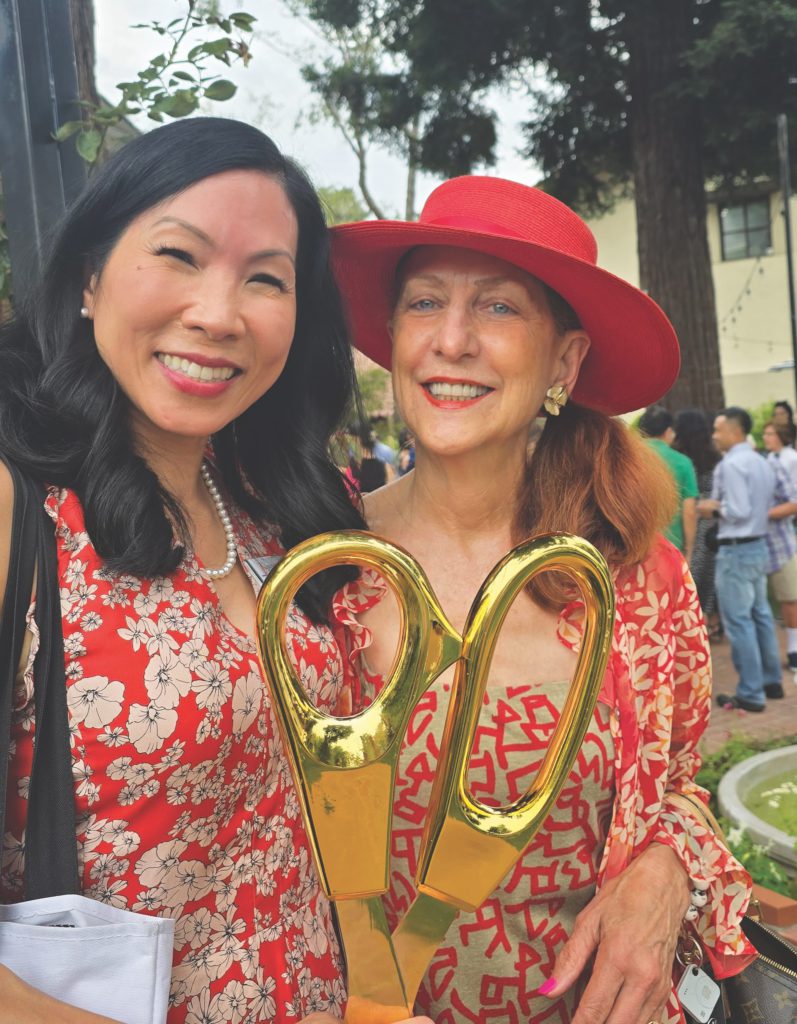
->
xmin=337 ymin=424 xmax=415 ymax=494
xmin=640 ymin=401 xmax=797 ymax=713
xmin=0 ymin=116 xmax=758 ymax=1024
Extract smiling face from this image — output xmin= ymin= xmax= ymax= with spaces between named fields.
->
xmin=389 ymin=246 xmax=590 ymax=460
xmin=82 ymin=169 xmax=299 ymax=454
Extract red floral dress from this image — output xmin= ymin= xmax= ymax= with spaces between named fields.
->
xmin=2 ymin=487 xmax=347 ymax=1023
xmin=329 ymin=536 xmax=756 ymax=1024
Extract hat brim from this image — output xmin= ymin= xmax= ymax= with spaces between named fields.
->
xmin=331 ymin=221 xmax=680 ymax=416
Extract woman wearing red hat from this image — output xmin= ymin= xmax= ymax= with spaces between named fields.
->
xmin=329 ymin=178 xmax=755 ymax=1024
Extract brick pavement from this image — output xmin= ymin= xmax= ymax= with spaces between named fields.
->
xmin=701 ymin=631 xmax=797 ymax=754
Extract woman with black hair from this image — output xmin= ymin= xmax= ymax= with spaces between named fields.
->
xmin=773 ymin=400 xmax=796 ymax=446
xmin=673 ymin=409 xmax=722 ymax=637
xmin=0 ymin=118 xmax=429 ymax=1024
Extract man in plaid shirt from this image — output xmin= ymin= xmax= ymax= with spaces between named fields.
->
xmin=765 ymin=434 xmax=797 ymax=681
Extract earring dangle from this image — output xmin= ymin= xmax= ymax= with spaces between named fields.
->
xmin=543 ymin=384 xmax=568 ymax=416
xmin=80 ymin=306 xmax=90 ymax=319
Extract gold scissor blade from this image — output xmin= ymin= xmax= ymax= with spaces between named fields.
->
xmin=336 ymin=897 xmax=413 ymax=1023
xmin=390 ymin=892 xmax=459 ymax=1009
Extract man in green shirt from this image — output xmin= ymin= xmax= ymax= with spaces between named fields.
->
xmin=639 ymin=405 xmax=699 ymax=560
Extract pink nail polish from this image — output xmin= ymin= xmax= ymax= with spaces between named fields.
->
xmin=536 ymin=977 xmax=557 ymax=996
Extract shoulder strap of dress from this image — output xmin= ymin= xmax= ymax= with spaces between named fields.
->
xmin=0 ymin=456 xmax=79 ymax=899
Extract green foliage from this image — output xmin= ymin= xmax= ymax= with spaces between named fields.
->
xmin=356 ymin=366 xmax=391 ymax=418
xmin=724 ymin=827 xmax=796 ymax=898
xmin=339 ymin=0 xmax=797 ymax=214
xmin=683 ymin=0 xmax=797 ymax=190
xmin=1 ymin=2 xmax=256 ymax=307
xmin=749 ymin=400 xmax=777 ymax=449
xmin=57 ymin=1 xmax=256 ymax=167
xmin=697 ymin=733 xmax=797 ymax=897
xmin=696 ymin=733 xmax=797 ymax=814
xmin=317 ymin=185 xmax=368 ymax=225
xmin=284 ymin=0 xmax=496 ymax=217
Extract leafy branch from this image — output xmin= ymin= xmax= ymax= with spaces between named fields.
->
xmin=0 ymin=2 xmax=256 ymax=306
xmin=54 ymin=1 xmax=256 ymax=165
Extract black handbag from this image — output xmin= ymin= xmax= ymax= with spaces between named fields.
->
xmin=722 ymin=915 xmax=797 ymax=1023
xmin=667 ymin=792 xmax=797 ymax=1024
xmin=0 ymin=456 xmax=79 ymax=898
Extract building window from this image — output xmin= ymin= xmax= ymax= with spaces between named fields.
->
xmin=719 ymin=198 xmax=771 ymax=261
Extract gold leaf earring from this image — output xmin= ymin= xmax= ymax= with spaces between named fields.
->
xmin=543 ymin=384 xmax=568 ymax=416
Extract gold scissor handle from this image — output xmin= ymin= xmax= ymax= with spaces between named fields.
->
xmin=392 ymin=534 xmax=615 ymax=1003
xmin=415 ymin=533 xmax=615 ymax=908
xmin=255 ymin=530 xmax=460 ymax=900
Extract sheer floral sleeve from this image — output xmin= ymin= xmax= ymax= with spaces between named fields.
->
xmin=645 ymin=548 xmax=756 ymax=978
xmin=558 ymin=537 xmax=755 ymax=980
xmin=329 ymin=567 xmax=389 ymax=713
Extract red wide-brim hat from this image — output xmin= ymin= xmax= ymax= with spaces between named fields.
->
xmin=331 ymin=176 xmax=680 ymax=416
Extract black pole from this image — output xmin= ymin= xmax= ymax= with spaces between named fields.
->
xmin=777 ymin=114 xmax=797 ymax=399
xmin=0 ymin=0 xmax=87 ymax=300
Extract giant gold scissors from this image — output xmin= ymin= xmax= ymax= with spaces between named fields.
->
xmin=255 ymin=531 xmax=615 ymax=1024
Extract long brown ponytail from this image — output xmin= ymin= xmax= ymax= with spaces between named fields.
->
xmin=517 ymin=402 xmax=677 ymax=607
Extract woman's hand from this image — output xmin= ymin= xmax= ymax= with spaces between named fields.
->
xmin=0 ymin=964 xmax=122 ymax=1023
xmin=538 ymin=843 xmax=691 ymax=1023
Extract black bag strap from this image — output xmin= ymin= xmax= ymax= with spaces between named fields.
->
xmin=0 ymin=459 xmax=38 ymax=857
xmin=0 ymin=457 xmax=79 ymax=898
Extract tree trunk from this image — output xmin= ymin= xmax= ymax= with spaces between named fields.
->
xmin=627 ymin=0 xmax=725 ymax=413
xmin=69 ymin=0 xmax=100 ymax=108
xmin=404 ymin=113 xmax=422 ymax=221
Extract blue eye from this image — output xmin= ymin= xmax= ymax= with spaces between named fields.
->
xmin=491 ymin=302 xmax=514 ymax=315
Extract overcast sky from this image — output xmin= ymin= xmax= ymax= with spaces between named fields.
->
xmin=94 ymin=0 xmax=537 ymax=217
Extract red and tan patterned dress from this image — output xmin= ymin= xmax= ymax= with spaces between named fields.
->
xmin=3 ymin=487 xmax=347 ymax=1023
xmin=389 ymin=678 xmax=614 ymax=1023
xmin=330 ymin=536 xmax=756 ymax=1024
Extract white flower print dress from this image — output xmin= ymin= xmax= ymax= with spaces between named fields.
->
xmin=2 ymin=487 xmax=347 ymax=1023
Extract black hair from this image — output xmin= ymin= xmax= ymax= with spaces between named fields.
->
xmin=720 ymin=406 xmax=752 ymax=437
xmin=638 ymin=404 xmax=674 ymax=439
xmin=0 ymin=116 xmax=365 ymax=621
xmin=358 ymin=423 xmax=377 ymax=451
xmin=673 ymin=409 xmax=719 ymax=475
xmin=773 ymin=400 xmax=796 ymax=443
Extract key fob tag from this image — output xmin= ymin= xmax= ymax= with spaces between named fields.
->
xmin=677 ymin=965 xmax=722 ymax=1023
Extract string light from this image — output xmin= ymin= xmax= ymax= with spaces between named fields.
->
xmin=718 ymin=256 xmax=765 ymax=327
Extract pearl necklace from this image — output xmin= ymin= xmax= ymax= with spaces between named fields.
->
xmin=198 ymin=463 xmax=237 ymax=580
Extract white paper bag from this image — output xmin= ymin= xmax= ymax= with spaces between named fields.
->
xmin=0 ymin=894 xmax=174 ymax=1024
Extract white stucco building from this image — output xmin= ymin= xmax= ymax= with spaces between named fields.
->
xmin=586 ymin=188 xmax=797 ymax=411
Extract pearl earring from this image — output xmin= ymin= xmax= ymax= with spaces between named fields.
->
xmin=80 ymin=306 xmax=90 ymax=319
